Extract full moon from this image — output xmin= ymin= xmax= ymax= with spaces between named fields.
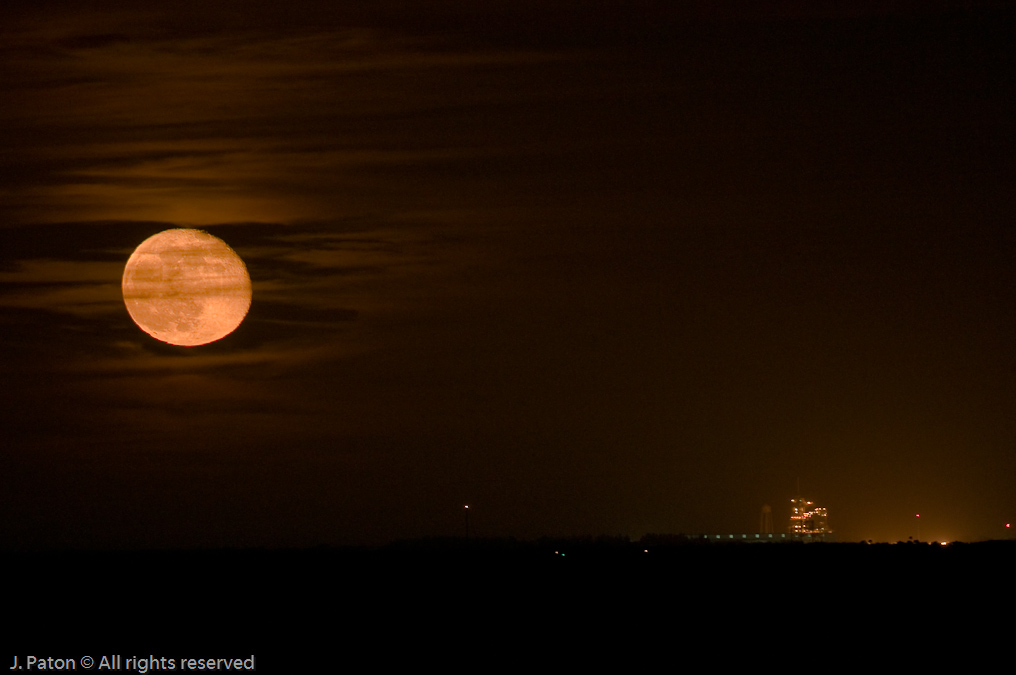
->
xmin=122 ymin=229 xmax=252 ymax=346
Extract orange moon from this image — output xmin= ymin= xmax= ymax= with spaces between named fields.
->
xmin=122 ymin=229 xmax=252 ymax=346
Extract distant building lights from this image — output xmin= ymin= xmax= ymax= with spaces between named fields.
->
xmin=789 ymin=496 xmax=831 ymax=536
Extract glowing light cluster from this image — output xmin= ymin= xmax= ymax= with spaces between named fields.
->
xmin=789 ymin=496 xmax=831 ymax=535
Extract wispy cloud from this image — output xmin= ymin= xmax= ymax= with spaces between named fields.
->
xmin=1 ymin=6 xmax=568 ymax=227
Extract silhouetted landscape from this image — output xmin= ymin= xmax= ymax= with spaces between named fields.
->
xmin=10 ymin=537 xmax=1013 ymax=664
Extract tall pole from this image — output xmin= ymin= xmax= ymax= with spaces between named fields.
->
xmin=464 ymin=505 xmax=470 ymax=541
xmin=916 ymin=513 xmax=920 ymax=542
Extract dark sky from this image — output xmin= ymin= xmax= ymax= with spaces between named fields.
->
xmin=1 ymin=0 xmax=1013 ymax=548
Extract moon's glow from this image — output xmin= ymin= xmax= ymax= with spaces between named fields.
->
xmin=122 ymin=229 xmax=252 ymax=346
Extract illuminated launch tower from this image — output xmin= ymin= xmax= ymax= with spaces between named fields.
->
xmin=789 ymin=496 xmax=830 ymax=536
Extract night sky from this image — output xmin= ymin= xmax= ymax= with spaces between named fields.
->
xmin=2 ymin=0 xmax=1014 ymax=549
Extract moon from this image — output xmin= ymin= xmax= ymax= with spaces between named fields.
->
xmin=122 ymin=229 xmax=252 ymax=346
